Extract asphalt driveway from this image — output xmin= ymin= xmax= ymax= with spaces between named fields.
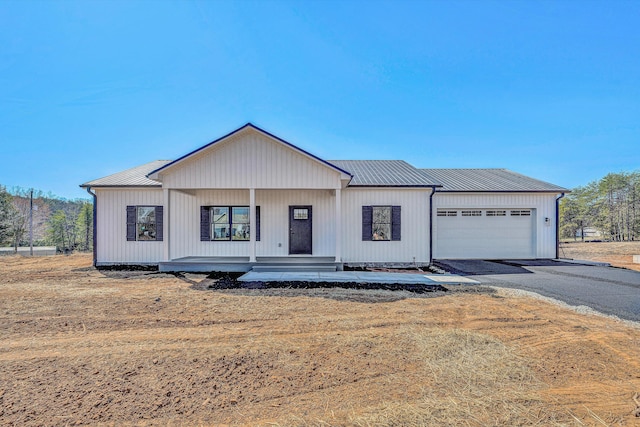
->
xmin=435 ymin=259 xmax=640 ymax=322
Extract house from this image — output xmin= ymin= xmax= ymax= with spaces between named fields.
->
xmin=575 ymin=227 xmax=602 ymax=239
xmin=80 ymin=123 xmax=569 ymax=271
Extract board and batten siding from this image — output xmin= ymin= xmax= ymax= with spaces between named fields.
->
xmin=341 ymin=188 xmax=431 ymax=264
xmin=170 ymin=190 xmax=249 ymax=258
xmin=256 ymin=189 xmax=336 ymax=257
xmin=432 ymin=192 xmax=558 ymax=258
xmin=169 ymin=189 xmax=337 ymax=259
xmin=160 ymin=130 xmax=343 ymax=190
xmin=95 ymin=188 xmax=164 ymax=264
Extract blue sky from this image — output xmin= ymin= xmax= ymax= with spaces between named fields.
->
xmin=1 ymin=0 xmax=638 ymax=200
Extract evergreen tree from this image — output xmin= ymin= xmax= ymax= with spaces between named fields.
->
xmin=75 ymin=202 xmax=93 ymax=251
xmin=0 ymin=186 xmax=16 ymax=245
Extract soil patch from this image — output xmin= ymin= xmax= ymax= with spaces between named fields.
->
xmin=1 ymin=254 xmax=639 ymax=426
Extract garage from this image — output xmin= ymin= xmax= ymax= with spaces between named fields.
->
xmin=435 ymin=208 xmax=536 ymax=259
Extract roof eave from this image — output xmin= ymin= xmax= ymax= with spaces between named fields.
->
xmin=347 ymin=184 xmax=443 ymax=188
xmin=79 ymin=184 xmax=163 ymax=189
xmin=435 ymin=189 xmax=570 ymax=193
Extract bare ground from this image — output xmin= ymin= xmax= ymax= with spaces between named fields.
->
xmin=1 ymin=254 xmax=640 ymax=426
xmin=560 ymin=241 xmax=640 ymax=271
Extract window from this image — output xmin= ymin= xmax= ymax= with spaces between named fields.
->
xmin=461 ymin=210 xmax=482 ymax=217
xmin=136 ymin=207 xmax=156 ymax=240
xmin=510 ymin=210 xmax=531 ymax=216
xmin=486 ymin=210 xmax=507 ymax=217
xmin=212 ymin=207 xmax=230 ymax=240
xmin=437 ymin=210 xmax=458 ymax=217
xmin=230 ymin=207 xmax=250 ymax=241
xmin=293 ymin=208 xmax=308 ymax=220
xmin=126 ymin=206 xmax=163 ymax=241
xmin=362 ymin=205 xmax=401 ymax=241
xmin=213 ymin=206 xmax=249 ymax=241
xmin=372 ymin=206 xmax=392 ymax=240
xmin=200 ymin=206 xmax=259 ymax=242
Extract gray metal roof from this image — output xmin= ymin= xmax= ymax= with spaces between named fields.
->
xmin=82 ymin=159 xmax=439 ymax=188
xmin=421 ymin=168 xmax=569 ymax=192
xmin=330 ymin=160 xmax=441 ymax=187
xmin=80 ymin=161 xmax=567 ymax=193
xmin=80 ymin=160 xmax=171 ymax=187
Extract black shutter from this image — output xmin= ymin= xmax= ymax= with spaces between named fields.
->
xmin=200 ymin=206 xmax=211 ymax=241
xmin=126 ymin=206 xmax=136 ymax=241
xmin=362 ymin=206 xmax=373 ymax=241
xmin=155 ymin=206 xmax=164 ymax=241
xmin=391 ymin=205 xmax=401 ymax=241
xmin=256 ymin=206 xmax=261 ymax=242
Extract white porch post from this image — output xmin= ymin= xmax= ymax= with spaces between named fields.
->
xmin=335 ymin=187 xmax=341 ymax=262
xmin=249 ymin=188 xmax=256 ymax=262
xmin=163 ymin=188 xmax=170 ymax=262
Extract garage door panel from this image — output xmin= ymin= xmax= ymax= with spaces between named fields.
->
xmin=436 ymin=210 xmax=535 ymax=259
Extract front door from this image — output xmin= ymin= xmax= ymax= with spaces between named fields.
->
xmin=289 ymin=206 xmax=312 ymax=255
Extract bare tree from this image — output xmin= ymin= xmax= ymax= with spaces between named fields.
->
xmin=8 ymin=192 xmax=50 ymax=251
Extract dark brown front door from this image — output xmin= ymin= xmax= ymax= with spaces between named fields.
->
xmin=289 ymin=206 xmax=312 ymax=255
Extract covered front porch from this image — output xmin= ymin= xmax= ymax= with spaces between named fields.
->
xmin=163 ymin=187 xmax=345 ymax=264
xmin=159 ymin=255 xmax=342 ymax=273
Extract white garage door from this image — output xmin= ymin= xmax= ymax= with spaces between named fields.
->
xmin=435 ymin=209 xmax=535 ymax=259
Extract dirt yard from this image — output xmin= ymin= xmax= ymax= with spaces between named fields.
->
xmin=1 ymin=254 xmax=640 ymax=426
xmin=560 ymin=241 xmax=640 ymax=272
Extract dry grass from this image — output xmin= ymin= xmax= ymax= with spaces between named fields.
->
xmin=1 ymin=254 xmax=639 ymax=426
xmin=349 ymin=329 xmax=560 ymax=427
xmin=560 ymin=241 xmax=640 ymax=271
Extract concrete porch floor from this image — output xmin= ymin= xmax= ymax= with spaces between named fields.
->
xmin=159 ymin=256 xmax=340 ymax=273
xmin=238 ymin=270 xmax=479 ymax=285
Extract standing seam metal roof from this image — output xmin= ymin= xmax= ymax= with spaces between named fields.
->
xmin=81 ymin=163 xmax=569 ymax=191
xmin=421 ymin=168 xmax=569 ymax=192
xmin=81 ymin=159 xmax=442 ymax=188
xmin=80 ymin=160 xmax=171 ymax=187
xmin=330 ymin=160 xmax=441 ymax=187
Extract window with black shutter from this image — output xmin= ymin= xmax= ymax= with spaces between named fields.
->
xmin=201 ymin=206 xmax=260 ymax=241
xmin=126 ymin=206 xmax=163 ymax=241
xmin=362 ymin=205 xmax=401 ymax=241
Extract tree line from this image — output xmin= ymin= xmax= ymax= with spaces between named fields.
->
xmin=560 ymin=171 xmax=640 ymax=241
xmin=0 ymin=185 xmax=93 ymax=252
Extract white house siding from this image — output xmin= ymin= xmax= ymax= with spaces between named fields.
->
xmin=433 ymin=192 xmax=558 ymax=259
xmin=168 ymin=189 xmax=336 ymax=259
xmin=95 ymin=188 xmax=164 ymax=264
xmin=341 ymin=188 xmax=431 ymax=265
xmin=256 ymin=189 xmax=336 ymax=257
xmin=160 ymin=129 xmax=343 ymax=190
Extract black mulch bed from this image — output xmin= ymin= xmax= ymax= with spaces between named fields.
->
xmin=206 ymin=276 xmax=447 ymax=293
xmin=96 ymin=264 xmax=159 ymax=272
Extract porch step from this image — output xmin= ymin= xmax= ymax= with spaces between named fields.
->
xmin=159 ymin=261 xmax=252 ymax=273
xmin=255 ymin=256 xmax=336 ymax=264
xmin=251 ymin=264 xmax=338 ymax=273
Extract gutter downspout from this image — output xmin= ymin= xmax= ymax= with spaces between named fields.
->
xmin=555 ymin=192 xmax=565 ymax=259
xmin=429 ymin=186 xmax=437 ymax=265
xmin=85 ymin=187 xmax=97 ymax=267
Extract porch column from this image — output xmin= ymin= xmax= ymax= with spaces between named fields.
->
xmin=335 ymin=188 xmax=341 ymax=262
xmin=163 ymin=188 xmax=170 ymax=262
xmin=249 ymin=188 xmax=256 ymax=262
